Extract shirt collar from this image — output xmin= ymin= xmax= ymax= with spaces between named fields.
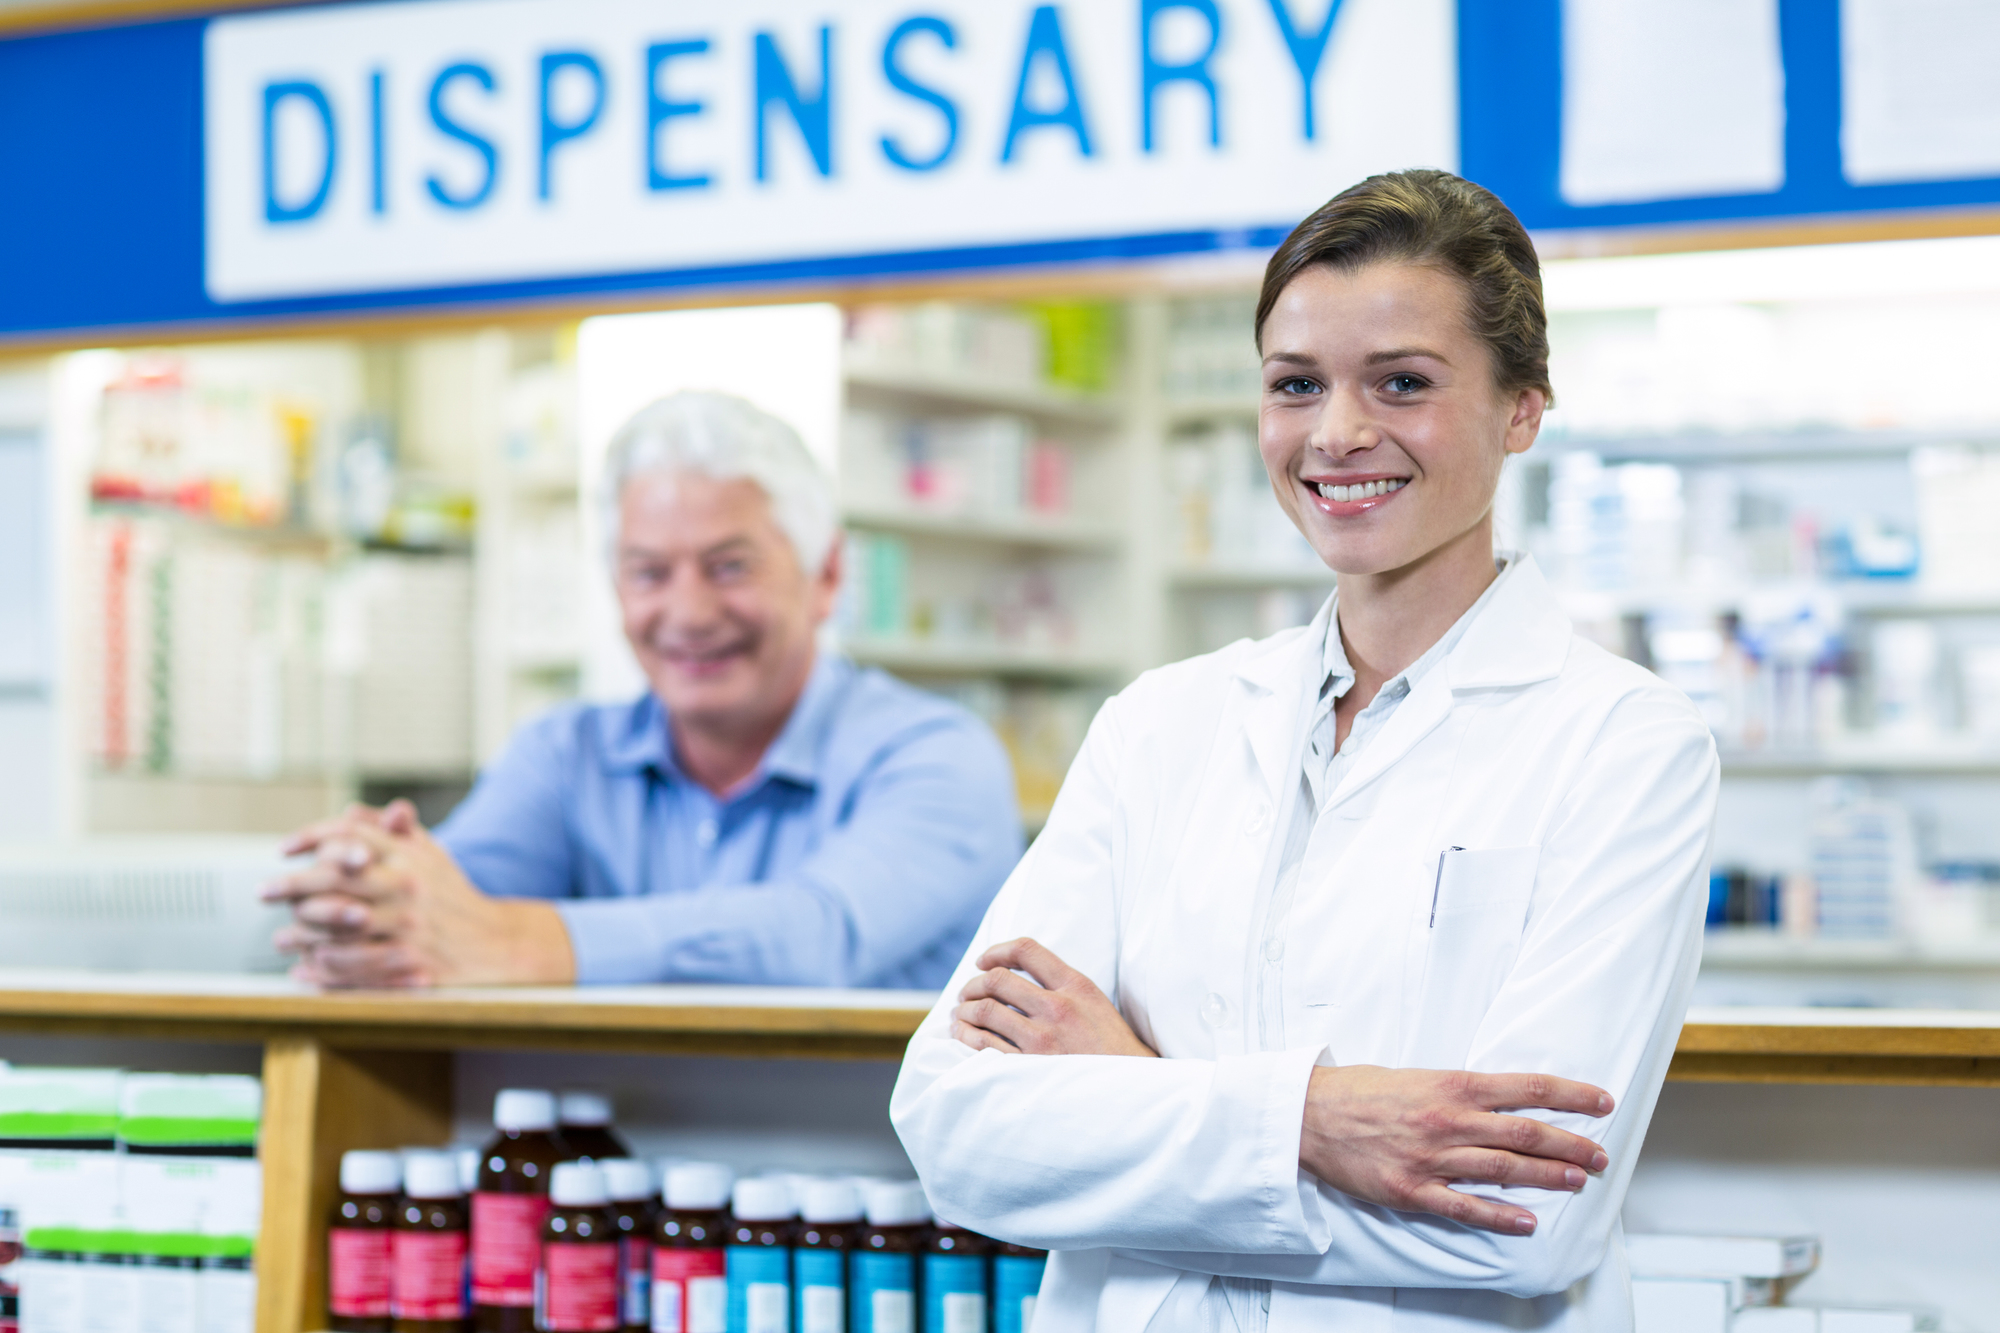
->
xmin=598 ymin=654 xmax=849 ymax=792
xmin=1321 ymin=552 xmax=1516 ymax=705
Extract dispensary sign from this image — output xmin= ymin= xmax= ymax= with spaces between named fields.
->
xmin=203 ymin=0 xmax=1454 ymax=301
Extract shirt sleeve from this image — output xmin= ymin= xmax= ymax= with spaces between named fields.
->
xmin=550 ymin=712 xmax=1024 ymax=987
xmin=434 ymin=712 xmax=580 ymax=902
xmin=892 ymin=685 xmax=1718 ymax=1298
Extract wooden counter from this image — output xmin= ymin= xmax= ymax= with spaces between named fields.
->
xmin=1 ymin=971 xmax=1996 ymax=1333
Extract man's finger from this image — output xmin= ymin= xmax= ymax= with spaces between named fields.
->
xmin=300 ymin=941 xmax=426 ymax=990
xmin=378 ymin=799 xmax=422 ymax=836
xmin=958 ymin=966 xmax=1053 ymax=1018
xmin=953 ymin=998 xmax=1042 ymax=1052
xmin=1470 ymin=1072 xmax=1613 ymax=1117
xmin=1462 ymin=1113 xmax=1610 ymax=1173
xmin=261 ymin=862 xmax=408 ymax=906
xmin=1405 ymin=1182 xmax=1539 ymax=1235
xmin=291 ymin=892 xmax=397 ymax=935
xmin=1433 ymin=1147 xmax=1585 ymax=1193
xmin=951 ymin=1020 xmax=1021 ymax=1054
xmin=279 ymin=803 xmax=388 ymax=857
xmin=973 ymin=937 xmax=1083 ymax=994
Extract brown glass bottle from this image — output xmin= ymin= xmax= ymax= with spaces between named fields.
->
xmin=473 ymin=1090 xmax=565 ymax=1333
xmin=651 ymin=1165 xmax=731 ymax=1333
xmin=539 ymin=1163 xmax=619 ymax=1333
xmin=851 ymin=1183 xmax=929 ymax=1333
xmin=921 ymin=1223 xmax=992 ymax=1333
xmin=597 ymin=1161 xmax=654 ymax=1333
xmin=329 ymin=1151 xmax=401 ymax=1333
xmin=395 ymin=1151 xmax=470 ymax=1333
xmin=990 ymin=1242 xmax=1048 ymax=1333
xmin=793 ymin=1181 xmax=861 ymax=1333
xmin=554 ymin=1093 xmax=628 ymax=1162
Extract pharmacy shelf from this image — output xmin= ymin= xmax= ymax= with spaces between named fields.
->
xmin=845 ymin=638 xmax=1125 ymax=680
xmin=1541 ymin=426 xmax=1998 ymax=465
xmin=1162 ymin=394 xmax=1258 ymax=426
xmin=1559 ymin=583 xmax=2000 ymax=619
xmin=1168 ymin=561 xmax=1336 ymax=590
xmin=1701 ymin=931 xmax=2000 ymax=970
xmin=86 ymin=502 xmax=336 ymax=552
xmin=1719 ymin=746 xmax=2000 ymax=777
xmin=843 ymin=360 xmax=1120 ymax=430
xmin=841 ymin=504 xmax=1123 ymax=551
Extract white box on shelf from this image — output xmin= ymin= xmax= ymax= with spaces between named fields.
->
xmin=1632 ymin=1276 xmax=1732 ymax=1333
xmin=1816 ymin=1311 xmax=1936 ymax=1333
xmin=1624 ymin=1232 xmax=1821 ymax=1279
xmin=1735 ymin=1310 xmax=1818 ymax=1331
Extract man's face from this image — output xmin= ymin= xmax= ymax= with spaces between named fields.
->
xmin=613 ymin=471 xmax=838 ymax=734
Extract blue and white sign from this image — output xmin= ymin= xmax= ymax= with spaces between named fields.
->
xmin=203 ymin=0 xmax=1454 ymax=301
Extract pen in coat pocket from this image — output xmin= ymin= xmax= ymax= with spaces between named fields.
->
xmin=1429 ymin=846 xmax=1465 ymax=928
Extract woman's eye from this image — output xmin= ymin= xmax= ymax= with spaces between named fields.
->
xmin=1384 ymin=373 xmax=1427 ymax=395
xmin=1273 ymin=376 xmax=1321 ymax=396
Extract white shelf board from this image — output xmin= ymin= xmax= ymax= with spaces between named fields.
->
xmin=843 ymin=360 xmax=1119 ymax=429
xmin=1169 ymin=561 xmax=1335 ymax=590
xmin=1539 ymin=426 xmax=1998 ymax=464
xmin=842 ymin=504 xmax=1122 ymax=551
xmin=1559 ymin=582 xmax=2000 ymax=619
xmin=1163 ymin=395 xmax=1258 ymax=425
xmin=1719 ymin=744 xmax=2000 ymax=776
xmin=1701 ymin=930 xmax=2000 ymax=970
xmin=846 ymin=638 xmax=1124 ymax=680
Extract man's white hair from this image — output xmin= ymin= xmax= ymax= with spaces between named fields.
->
xmin=601 ymin=391 xmax=838 ymax=573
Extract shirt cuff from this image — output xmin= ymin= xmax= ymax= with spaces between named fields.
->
xmin=553 ymin=898 xmax=665 ymax=985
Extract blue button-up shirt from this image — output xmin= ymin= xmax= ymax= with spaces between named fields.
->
xmin=436 ymin=656 xmax=1023 ymax=989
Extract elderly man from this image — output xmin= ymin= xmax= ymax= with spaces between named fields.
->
xmin=266 ymin=392 xmax=1023 ymax=989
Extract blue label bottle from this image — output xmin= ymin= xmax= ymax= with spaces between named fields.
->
xmin=724 ymin=1181 xmax=795 ymax=1333
xmin=991 ymin=1246 xmax=1046 ymax=1333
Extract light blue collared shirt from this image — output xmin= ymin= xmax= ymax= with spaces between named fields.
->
xmin=436 ymin=655 xmax=1024 ymax=988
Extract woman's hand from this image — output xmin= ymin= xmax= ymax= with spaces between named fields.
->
xmin=1300 ymin=1065 xmax=1613 ymax=1235
xmin=952 ymin=938 xmax=1157 ymax=1057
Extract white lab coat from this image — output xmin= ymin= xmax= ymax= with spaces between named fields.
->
xmin=890 ymin=555 xmax=1719 ymax=1332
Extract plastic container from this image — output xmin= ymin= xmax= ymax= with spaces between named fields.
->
xmin=650 ymin=1163 xmax=732 ymax=1333
xmin=792 ymin=1181 xmax=861 ymax=1333
xmin=725 ymin=1178 xmax=794 ymax=1333
xmin=474 ymin=1089 xmax=565 ymax=1333
xmin=850 ymin=1183 xmax=928 ymax=1333
xmin=599 ymin=1159 xmax=655 ymax=1333
xmin=538 ymin=1162 xmax=619 ymax=1333
xmin=922 ymin=1223 xmax=991 ymax=1333
xmin=556 ymin=1092 xmax=628 ymax=1162
xmin=330 ymin=1150 xmax=402 ymax=1333
xmin=395 ymin=1150 xmax=470 ymax=1333
xmin=990 ymin=1243 xmax=1046 ymax=1333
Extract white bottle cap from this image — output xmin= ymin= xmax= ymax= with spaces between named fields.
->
xmin=558 ymin=1090 xmax=613 ymax=1127
xmin=600 ymin=1158 xmax=652 ymax=1203
xmin=664 ymin=1163 xmax=734 ymax=1212
xmin=493 ymin=1089 xmax=557 ymax=1132
xmin=339 ymin=1150 xmax=402 ymax=1196
xmin=403 ymin=1151 xmax=462 ymax=1200
xmin=457 ymin=1147 xmax=483 ymax=1194
xmin=731 ymin=1177 xmax=794 ymax=1222
xmin=864 ymin=1181 xmax=932 ymax=1228
xmin=550 ymin=1162 xmax=609 ymax=1208
xmin=800 ymin=1180 xmax=862 ymax=1225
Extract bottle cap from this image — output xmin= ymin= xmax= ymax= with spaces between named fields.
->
xmin=864 ymin=1181 xmax=932 ymax=1228
xmin=600 ymin=1158 xmax=652 ymax=1203
xmin=493 ymin=1089 xmax=557 ymax=1132
xmin=339 ymin=1150 xmax=402 ymax=1196
xmin=558 ymin=1090 xmax=613 ymax=1127
xmin=457 ymin=1148 xmax=482 ymax=1195
xmin=403 ymin=1151 xmax=461 ymax=1200
xmin=550 ymin=1162 xmax=609 ymax=1208
xmin=800 ymin=1180 xmax=862 ymax=1225
xmin=731 ymin=1177 xmax=794 ymax=1222
xmin=664 ymin=1163 xmax=734 ymax=1211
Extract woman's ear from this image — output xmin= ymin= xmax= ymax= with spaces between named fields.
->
xmin=1504 ymin=388 xmax=1547 ymax=456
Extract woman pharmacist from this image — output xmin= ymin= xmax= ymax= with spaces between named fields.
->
xmin=891 ymin=170 xmax=1719 ymax=1332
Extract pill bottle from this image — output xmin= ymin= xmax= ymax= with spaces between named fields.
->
xmin=988 ymin=1244 xmax=1045 ymax=1333
xmin=792 ymin=1180 xmax=860 ymax=1333
xmin=330 ymin=1150 xmax=402 ymax=1333
xmin=599 ymin=1159 xmax=655 ymax=1333
xmin=650 ymin=1163 xmax=731 ymax=1333
xmin=850 ymin=1183 xmax=928 ymax=1333
xmin=537 ymin=1162 xmax=619 ymax=1333
xmin=725 ymin=1178 xmax=794 ymax=1333
xmin=474 ymin=1089 xmax=565 ymax=1333
xmin=921 ymin=1223 xmax=990 ymax=1333
xmin=556 ymin=1093 xmax=628 ymax=1162
xmin=394 ymin=1150 xmax=470 ymax=1333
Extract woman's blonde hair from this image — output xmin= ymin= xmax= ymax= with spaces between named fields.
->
xmin=1255 ymin=168 xmax=1555 ymax=406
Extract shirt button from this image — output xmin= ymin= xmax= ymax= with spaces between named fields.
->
xmin=1263 ymin=938 xmax=1285 ymax=963
xmin=696 ymin=818 xmax=719 ymax=847
xmin=1200 ymin=993 xmax=1233 ymax=1029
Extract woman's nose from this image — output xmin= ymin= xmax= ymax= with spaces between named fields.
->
xmin=1308 ymin=388 xmax=1384 ymax=459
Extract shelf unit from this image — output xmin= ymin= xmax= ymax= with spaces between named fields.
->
xmin=844 ymin=638 xmax=1126 ymax=680
xmin=0 ymin=971 xmax=1989 ymax=1333
xmin=1543 ymin=426 xmax=2000 ymax=465
xmin=841 ymin=504 xmax=1121 ymax=552
xmin=843 ymin=357 xmax=1121 ymax=429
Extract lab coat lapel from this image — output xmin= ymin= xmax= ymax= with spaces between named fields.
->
xmin=1230 ymin=592 xmax=1335 ymax=803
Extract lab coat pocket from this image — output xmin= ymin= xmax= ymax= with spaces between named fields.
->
xmin=1405 ymin=846 xmax=1539 ymax=1068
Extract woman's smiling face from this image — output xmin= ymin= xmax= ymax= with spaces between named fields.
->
xmin=1258 ymin=261 xmax=1545 ymax=578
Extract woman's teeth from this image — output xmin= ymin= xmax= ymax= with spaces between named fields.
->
xmin=1316 ymin=478 xmax=1405 ymax=502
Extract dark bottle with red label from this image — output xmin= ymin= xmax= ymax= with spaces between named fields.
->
xmin=649 ymin=1163 xmax=732 ymax=1333
xmin=330 ymin=1151 xmax=402 ymax=1333
xmin=474 ymin=1089 xmax=565 ymax=1333
xmin=556 ymin=1092 xmax=629 ymax=1163
xmin=598 ymin=1160 xmax=655 ymax=1333
xmin=537 ymin=1162 xmax=620 ymax=1333
xmin=395 ymin=1150 xmax=471 ymax=1333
